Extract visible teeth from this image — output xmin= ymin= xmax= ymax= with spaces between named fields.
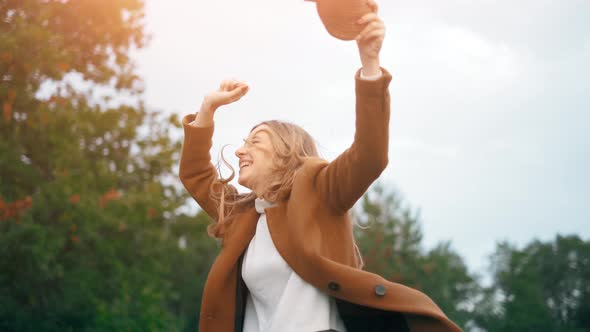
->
xmin=240 ymin=161 xmax=252 ymax=169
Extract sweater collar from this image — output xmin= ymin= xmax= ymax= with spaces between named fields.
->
xmin=254 ymin=198 xmax=275 ymax=214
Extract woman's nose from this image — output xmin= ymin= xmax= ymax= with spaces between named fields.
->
xmin=235 ymin=145 xmax=246 ymax=158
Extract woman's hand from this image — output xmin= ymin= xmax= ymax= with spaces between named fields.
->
xmin=355 ymin=0 xmax=385 ymax=76
xmin=192 ymin=79 xmax=249 ymax=127
xmin=202 ymin=79 xmax=249 ymax=113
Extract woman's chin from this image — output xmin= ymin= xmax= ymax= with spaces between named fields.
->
xmin=237 ymin=176 xmax=248 ymax=188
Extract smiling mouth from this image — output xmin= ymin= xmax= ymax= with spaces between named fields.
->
xmin=239 ymin=161 xmax=252 ymax=169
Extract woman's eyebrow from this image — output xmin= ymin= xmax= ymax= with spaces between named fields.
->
xmin=249 ymin=133 xmax=262 ymax=141
xmin=242 ymin=136 xmax=257 ymax=144
xmin=252 ymin=128 xmax=271 ymax=138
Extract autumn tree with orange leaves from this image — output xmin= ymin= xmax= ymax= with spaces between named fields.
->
xmin=0 ymin=1 xmax=218 ymax=331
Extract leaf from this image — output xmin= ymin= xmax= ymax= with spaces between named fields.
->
xmin=57 ymin=62 xmax=70 ymax=72
xmin=3 ymin=102 xmax=11 ymax=123
xmin=0 ymin=52 xmax=12 ymax=62
xmin=69 ymin=194 xmax=80 ymax=204
xmin=99 ymin=189 xmax=122 ymax=208
xmin=8 ymin=89 xmax=17 ymax=102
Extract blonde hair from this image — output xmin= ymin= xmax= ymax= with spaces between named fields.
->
xmin=208 ymin=120 xmax=364 ymax=268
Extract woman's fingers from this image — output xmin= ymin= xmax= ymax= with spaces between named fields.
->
xmin=226 ymin=84 xmax=249 ymax=103
xmin=225 ymin=80 xmax=249 ymax=96
xmin=355 ymin=8 xmax=385 ymax=60
xmin=223 ymin=80 xmax=232 ymax=91
xmin=234 ymin=82 xmax=248 ymax=91
xmin=362 ymin=29 xmax=385 ymax=43
xmin=219 ymin=79 xmax=247 ymax=92
xmin=357 ymin=12 xmax=379 ymax=25
xmin=366 ymin=0 xmax=378 ymax=13
xmin=355 ymin=19 xmax=385 ymax=41
xmin=206 ymin=79 xmax=248 ymax=109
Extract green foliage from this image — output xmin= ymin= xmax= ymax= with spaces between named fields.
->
xmin=0 ymin=0 xmax=219 ymax=331
xmin=355 ymin=186 xmax=590 ymax=331
xmin=354 ymin=184 xmax=479 ymax=329
xmin=0 ymin=0 xmax=145 ymax=96
xmin=474 ymin=235 xmax=590 ymax=332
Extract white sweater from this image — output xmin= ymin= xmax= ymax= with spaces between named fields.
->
xmin=241 ymin=198 xmax=347 ymax=332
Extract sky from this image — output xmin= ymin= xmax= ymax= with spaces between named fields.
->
xmin=137 ymin=0 xmax=590 ymax=279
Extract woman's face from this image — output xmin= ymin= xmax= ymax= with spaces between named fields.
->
xmin=235 ymin=124 xmax=276 ymax=196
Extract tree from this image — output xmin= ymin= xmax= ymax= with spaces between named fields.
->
xmin=354 ymin=184 xmax=479 ymax=329
xmin=474 ymin=235 xmax=590 ymax=332
xmin=0 ymin=1 xmax=218 ymax=330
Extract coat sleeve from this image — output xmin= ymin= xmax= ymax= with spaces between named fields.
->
xmin=178 ymin=114 xmax=238 ymax=221
xmin=314 ymin=68 xmax=392 ymax=215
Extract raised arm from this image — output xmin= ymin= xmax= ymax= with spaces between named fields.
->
xmin=314 ymin=0 xmax=391 ymax=214
xmin=179 ymin=80 xmax=249 ymax=221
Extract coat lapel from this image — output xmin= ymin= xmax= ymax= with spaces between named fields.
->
xmin=224 ymin=206 xmax=260 ymax=259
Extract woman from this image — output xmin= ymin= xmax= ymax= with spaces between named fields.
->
xmin=179 ymin=2 xmax=462 ymax=332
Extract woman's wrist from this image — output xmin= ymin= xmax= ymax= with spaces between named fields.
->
xmin=360 ymin=57 xmax=381 ymax=76
xmin=200 ymin=99 xmax=217 ymax=114
xmin=190 ymin=101 xmax=216 ymax=127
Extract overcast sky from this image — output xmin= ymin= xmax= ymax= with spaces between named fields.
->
xmin=137 ymin=0 xmax=590 ymax=278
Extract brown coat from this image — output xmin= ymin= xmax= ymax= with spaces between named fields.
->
xmin=179 ymin=68 xmax=463 ymax=332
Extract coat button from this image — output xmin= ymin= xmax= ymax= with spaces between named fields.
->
xmin=374 ymin=284 xmax=387 ymax=297
xmin=328 ymin=281 xmax=340 ymax=291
